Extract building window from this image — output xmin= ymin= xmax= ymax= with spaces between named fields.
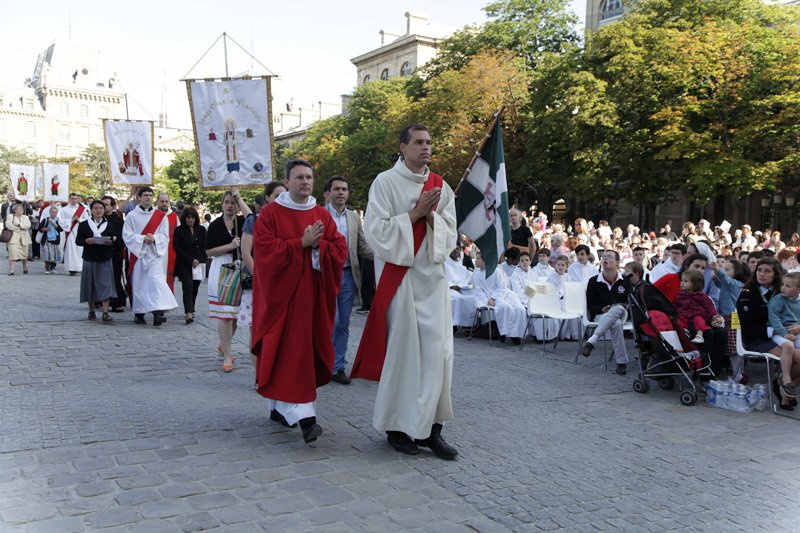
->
xmin=600 ymin=0 xmax=624 ymax=21
xmin=25 ymin=99 xmax=34 ymax=111
xmin=60 ymin=101 xmax=69 ymax=115
xmin=100 ymin=106 xmax=109 ymax=117
xmin=363 ymin=74 xmax=371 ymax=84
xmin=25 ymin=121 xmax=36 ymax=138
xmin=380 ymin=68 xmax=390 ymax=81
xmin=80 ymin=104 xmax=89 ymax=118
xmin=58 ymin=124 xmax=70 ymax=140
xmin=400 ymin=62 xmax=413 ymax=76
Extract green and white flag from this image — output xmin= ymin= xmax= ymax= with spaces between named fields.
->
xmin=455 ymin=118 xmax=511 ymax=277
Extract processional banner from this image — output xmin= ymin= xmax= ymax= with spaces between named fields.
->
xmin=187 ymin=77 xmax=274 ymax=190
xmin=41 ymin=163 xmax=69 ymax=203
xmin=103 ymin=119 xmax=155 ymax=186
xmin=9 ymin=163 xmax=35 ymax=201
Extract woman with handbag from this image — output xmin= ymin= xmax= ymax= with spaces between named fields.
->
xmin=39 ymin=206 xmax=64 ymax=274
xmin=206 ymin=189 xmax=251 ymax=372
xmin=172 ymin=206 xmax=207 ymax=325
xmin=5 ymin=204 xmax=31 ymax=275
xmin=75 ymin=201 xmax=118 ymax=322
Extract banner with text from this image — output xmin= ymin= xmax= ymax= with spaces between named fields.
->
xmin=41 ymin=163 xmax=70 ymax=203
xmin=9 ymin=163 xmax=35 ymax=201
xmin=188 ymin=77 xmax=274 ymax=189
xmin=103 ymin=120 xmax=154 ymax=186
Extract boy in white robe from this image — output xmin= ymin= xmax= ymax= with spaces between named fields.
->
xmin=511 ymin=252 xmax=560 ymax=341
xmin=445 ymin=247 xmax=475 ymax=328
xmin=122 ymin=187 xmax=178 ymax=325
xmin=500 ymin=247 xmax=519 ymax=279
xmin=548 ymin=255 xmax=581 ymax=339
xmin=567 ymin=244 xmax=599 ymax=283
xmin=472 ymin=252 xmax=527 ymax=343
xmin=532 ymin=248 xmax=556 ymax=280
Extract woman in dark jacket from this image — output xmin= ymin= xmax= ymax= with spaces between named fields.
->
xmin=75 ymin=201 xmax=118 ymax=322
xmin=736 ymin=257 xmax=800 ymax=409
xmin=172 ymin=206 xmax=207 ymax=324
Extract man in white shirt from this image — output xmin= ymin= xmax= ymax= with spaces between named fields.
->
xmin=649 ymin=243 xmax=686 ymax=283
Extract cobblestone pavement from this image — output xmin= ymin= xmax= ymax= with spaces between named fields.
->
xmin=1 ymin=254 xmax=799 ymax=531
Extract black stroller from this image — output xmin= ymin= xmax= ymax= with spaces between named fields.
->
xmin=625 ymin=277 xmax=716 ymax=406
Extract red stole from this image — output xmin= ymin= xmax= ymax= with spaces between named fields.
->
xmin=350 ymin=172 xmax=443 ymax=381
xmin=166 ymin=211 xmax=178 ymax=292
xmin=67 ymin=204 xmax=86 ymax=235
xmin=127 ymin=209 xmax=167 ymax=305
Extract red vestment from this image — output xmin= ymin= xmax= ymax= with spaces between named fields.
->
xmin=166 ymin=211 xmax=178 ymax=292
xmin=251 ymin=202 xmax=347 ymax=404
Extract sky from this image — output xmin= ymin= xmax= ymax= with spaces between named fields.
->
xmin=0 ymin=0 xmax=587 ymax=130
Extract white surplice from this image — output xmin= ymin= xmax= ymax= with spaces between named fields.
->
xmin=364 ymin=157 xmax=457 ymax=440
xmin=500 ymin=262 xmax=517 ymax=279
xmin=567 ymin=261 xmax=599 ymax=283
xmin=122 ymin=206 xmax=178 ymax=314
xmin=509 ymin=267 xmax=559 ymax=341
xmin=58 ymin=203 xmax=88 ymax=272
xmin=472 ymin=267 xmax=527 ymax=338
xmin=445 ymin=256 xmax=475 ymax=327
xmin=532 ymin=262 xmax=555 ymax=281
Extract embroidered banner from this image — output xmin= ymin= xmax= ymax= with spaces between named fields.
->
xmin=9 ymin=163 xmax=35 ymax=201
xmin=103 ymin=119 xmax=155 ymax=186
xmin=187 ymin=77 xmax=274 ymax=190
xmin=41 ymin=163 xmax=69 ymax=202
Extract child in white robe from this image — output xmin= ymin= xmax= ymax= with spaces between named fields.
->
xmin=548 ymin=255 xmax=581 ymax=340
xmin=532 ymin=248 xmax=556 ymax=280
xmin=512 ymin=251 xmax=559 ymax=341
xmin=472 ymin=252 xmax=527 ymax=343
xmin=567 ymin=244 xmax=598 ymax=283
xmin=445 ymin=247 xmax=476 ymax=329
xmin=500 ymin=247 xmax=519 ymax=279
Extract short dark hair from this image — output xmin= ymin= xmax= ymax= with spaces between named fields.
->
xmin=137 ymin=186 xmax=154 ymax=197
xmin=632 ymin=246 xmax=647 ymax=253
xmin=284 ymin=158 xmax=312 ymax=180
xmin=748 ymin=250 xmax=764 ymax=261
xmin=626 ymin=261 xmax=645 ymax=278
xmin=603 ymin=250 xmax=620 ymax=262
xmin=519 ymin=251 xmax=531 ymax=260
xmin=180 ymin=206 xmax=200 ymax=226
xmin=101 ymin=195 xmax=117 ymax=206
xmin=575 ymin=244 xmax=591 ymax=255
xmin=669 ymin=243 xmax=687 ymax=253
xmin=539 ymin=248 xmax=551 ymax=257
xmin=399 ymin=124 xmax=429 ymax=145
xmin=69 ymin=192 xmax=79 ymax=198
xmin=253 ymin=195 xmax=266 ymax=206
xmin=204 ymin=213 xmax=212 ymax=222
xmin=504 ymin=247 xmax=520 ymax=260
xmin=89 ymin=200 xmax=105 ymax=210
xmin=264 ymin=181 xmax=286 ymax=198
xmin=681 ymin=253 xmax=708 ymax=273
xmin=323 ymin=175 xmax=349 ymax=193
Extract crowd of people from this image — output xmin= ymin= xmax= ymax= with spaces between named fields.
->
xmin=3 ymin=121 xmax=798 ymax=458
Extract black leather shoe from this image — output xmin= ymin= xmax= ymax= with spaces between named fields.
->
xmin=331 ymin=370 xmax=351 ymax=385
xmin=153 ymin=313 xmax=166 ymax=326
xmin=299 ymin=417 xmax=322 ymax=443
xmin=269 ymin=409 xmax=297 ymax=428
xmin=134 ymin=314 xmax=146 ymax=325
xmin=581 ymin=342 xmax=594 ymax=357
xmin=616 ymin=364 xmax=627 ymax=375
xmin=415 ymin=424 xmax=457 ymax=460
xmin=387 ymin=431 xmax=419 ymax=455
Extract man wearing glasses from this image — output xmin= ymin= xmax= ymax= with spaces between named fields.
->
xmin=649 ymin=243 xmax=687 ymax=283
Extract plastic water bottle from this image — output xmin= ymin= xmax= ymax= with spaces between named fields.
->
xmin=717 ymin=381 xmax=730 ymax=410
xmin=753 ymin=384 xmax=768 ymax=411
xmin=706 ymin=381 xmax=718 ymax=406
xmin=733 ymin=384 xmax=749 ymax=412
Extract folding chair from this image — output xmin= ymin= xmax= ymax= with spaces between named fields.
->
xmin=468 ymin=306 xmax=496 ymax=347
xmin=520 ymin=282 xmax=581 ymax=353
xmin=734 ymin=329 xmax=791 ymax=418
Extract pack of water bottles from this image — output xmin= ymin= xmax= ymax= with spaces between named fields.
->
xmin=706 ymin=380 xmax=768 ymax=412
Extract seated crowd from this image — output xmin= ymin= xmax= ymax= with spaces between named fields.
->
xmin=446 ymin=209 xmax=800 ymax=409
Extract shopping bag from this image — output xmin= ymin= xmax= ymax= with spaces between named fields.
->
xmin=217 ymin=262 xmax=242 ymax=306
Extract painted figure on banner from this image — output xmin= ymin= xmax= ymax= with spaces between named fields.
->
xmin=208 ymin=118 xmax=254 ymax=174
xmin=51 ymin=175 xmax=60 ymax=196
xmin=17 ymin=172 xmax=28 ymax=196
xmin=119 ymin=143 xmax=144 ymax=176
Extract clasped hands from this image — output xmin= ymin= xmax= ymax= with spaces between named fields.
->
xmin=302 ymin=220 xmax=324 ymax=249
xmin=409 ymin=187 xmax=441 ymax=226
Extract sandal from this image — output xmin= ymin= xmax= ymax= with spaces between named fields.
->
xmin=780 ymin=382 xmax=797 ymax=398
xmin=222 ymin=363 xmax=233 ymax=373
xmin=88 ymin=311 xmax=97 ymax=321
xmin=102 ymin=312 xmax=113 ymax=322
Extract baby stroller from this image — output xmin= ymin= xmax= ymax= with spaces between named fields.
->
xmin=626 ymin=277 xmax=716 ymax=406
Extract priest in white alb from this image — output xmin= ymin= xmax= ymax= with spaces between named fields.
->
xmin=59 ymin=192 xmax=89 ymax=276
xmin=445 ymin=246 xmax=476 ymax=329
xmin=351 ymin=124 xmax=459 ymax=460
xmin=122 ymin=187 xmax=177 ymax=326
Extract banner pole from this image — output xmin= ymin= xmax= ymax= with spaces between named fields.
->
xmin=223 ymin=32 xmax=229 ymax=77
xmin=453 ymin=105 xmax=505 ymax=196
xmin=125 ymin=94 xmax=130 ymax=120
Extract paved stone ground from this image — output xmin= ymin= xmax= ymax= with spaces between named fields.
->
xmin=1 ymin=253 xmax=800 ymax=531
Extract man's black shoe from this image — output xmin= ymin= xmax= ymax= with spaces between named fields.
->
xmin=331 ymin=370 xmax=351 ymax=385
xmin=134 ymin=314 xmax=146 ymax=325
xmin=153 ymin=315 xmax=166 ymax=326
xmin=616 ymin=364 xmax=627 ymax=375
xmin=581 ymin=342 xmax=594 ymax=357
xmin=299 ymin=417 xmax=322 ymax=443
xmin=387 ymin=431 xmax=419 ymax=455
xmin=269 ymin=409 xmax=297 ymax=428
xmin=414 ymin=423 xmax=458 ymax=460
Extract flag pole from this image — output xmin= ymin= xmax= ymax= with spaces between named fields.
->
xmin=453 ymin=105 xmax=505 ymax=196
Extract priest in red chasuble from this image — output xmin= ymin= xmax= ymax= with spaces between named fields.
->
xmin=251 ymin=159 xmax=347 ymax=444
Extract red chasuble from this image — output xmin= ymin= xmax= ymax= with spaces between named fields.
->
xmin=166 ymin=211 xmax=178 ymax=292
xmin=250 ymin=201 xmax=347 ymax=404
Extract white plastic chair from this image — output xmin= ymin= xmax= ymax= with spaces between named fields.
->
xmin=520 ymin=282 xmax=582 ymax=353
xmin=734 ymin=329 xmax=788 ymax=418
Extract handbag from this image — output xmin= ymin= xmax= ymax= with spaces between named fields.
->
xmin=216 ymin=216 xmax=242 ymax=306
xmin=0 ymin=228 xmax=12 ymax=243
